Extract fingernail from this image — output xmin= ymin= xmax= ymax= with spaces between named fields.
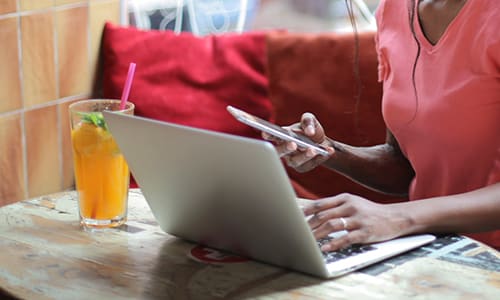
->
xmin=321 ymin=245 xmax=331 ymax=252
xmin=286 ymin=142 xmax=296 ymax=151
xmin=305 ymin=125 xmax=315 ymax=135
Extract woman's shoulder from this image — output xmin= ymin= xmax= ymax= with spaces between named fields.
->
xmin=472 ymin=0 xmax=500 ymax=44
xmin=375 ymin=0 xmax=411 ymax=32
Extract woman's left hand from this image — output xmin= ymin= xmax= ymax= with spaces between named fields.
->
xmin=303 ymin=193 xmax=411 ymax=252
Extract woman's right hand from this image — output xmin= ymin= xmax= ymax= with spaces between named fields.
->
xmin=262 ymin=112 xmax=334 ymax=172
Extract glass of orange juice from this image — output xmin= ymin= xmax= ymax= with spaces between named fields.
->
xmin=69 ymin=99 xmax=134 ymax=229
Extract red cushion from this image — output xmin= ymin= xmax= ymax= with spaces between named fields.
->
xmin=101 ymin=22 xmax=272 ymax=136
xmin=101 ymin=22 xmax=272 ymax=187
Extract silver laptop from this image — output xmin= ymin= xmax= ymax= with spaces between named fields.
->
xmin=103 ymin=111 xmax=435 ymax=278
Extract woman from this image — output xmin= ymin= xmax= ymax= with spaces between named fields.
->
xmin=265 ymin=0 xmax=500 ymax=251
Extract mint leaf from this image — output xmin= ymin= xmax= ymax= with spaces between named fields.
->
xmin=79 ymin=112 xmax=108 ymax=130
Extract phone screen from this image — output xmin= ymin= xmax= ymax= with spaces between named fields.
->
xmin=227 ymin=106 xmax=329 ymax=156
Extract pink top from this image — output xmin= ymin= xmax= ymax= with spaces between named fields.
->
xmin=375 ymin=0 xmax=500 ymax=248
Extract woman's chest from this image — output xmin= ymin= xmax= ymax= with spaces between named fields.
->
xmin=418 ymin=0 xmax=468 ymax=45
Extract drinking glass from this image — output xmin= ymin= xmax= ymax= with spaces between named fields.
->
xmin=69 ymin=99 xmax=134 ymax=229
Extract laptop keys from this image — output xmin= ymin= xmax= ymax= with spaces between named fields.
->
xmin=318 ymin=236 xmax=377 ymax=263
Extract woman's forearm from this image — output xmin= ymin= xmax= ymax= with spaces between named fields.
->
xmin=392 ymin=183 xmax=500 ymax=234
xmin=322 ymin=138 xmax=415 ymax=196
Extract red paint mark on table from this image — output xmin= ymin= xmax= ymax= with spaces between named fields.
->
xmin=188 ymin=245 xmax=249 ymax=264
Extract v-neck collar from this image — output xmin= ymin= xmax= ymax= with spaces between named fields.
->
xmin=414 ymin=0 xmax=473 ymax=52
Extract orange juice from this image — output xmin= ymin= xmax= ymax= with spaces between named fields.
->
xmin=72 ymin=121 xmax=129 ymax=222
xmin=69 ymin=99 xmax=134 ymax=228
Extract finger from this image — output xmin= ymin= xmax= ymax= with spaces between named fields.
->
xmin=285 ymin=148 xmax=315 ymax=166
xmin=286 ymin=145 xmax=331 ymax=168
xmin=300 ymin=113 xmax=317 ymax=136
xmin=262 ymin=132 xmax=285 ymax=143
xmin=305 ymin=147 xmax=334 ymax=158
xmin=305 ymin=147 xmax=316 ymax=158
xmin=292 ymin=147 xmax=334 ymax=173
xmin=303 ymin=196 xmax=346 ymax=216
xmin=325 ymin=146 xmax=335 ymax=156
xmin=320 ymin=230 xmax=366 ymax=252
xmin=276 ymin=142 xmax=298 ymax=158
xmin=310 ymin=216 xmax=355 ymax=237
xmin=261 ymin=132 xmax=273 ymax=141
xmin=307 ymin=206 xmax=351 ymax=230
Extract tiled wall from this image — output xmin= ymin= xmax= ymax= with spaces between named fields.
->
xmin=0 ymin=0 xmax=121 ymax=206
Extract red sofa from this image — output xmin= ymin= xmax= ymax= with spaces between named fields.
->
xmin=97 ymin=23 xmax=397 ymax=203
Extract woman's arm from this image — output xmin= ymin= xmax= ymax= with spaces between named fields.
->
xmin=274 ymin=113 xmax=414 ymax=196
xmin=304 ymin=183 xmax=500 ymax=251
xmin=394 ymin=182 xmax=500 ymax=234
xmin=322 ymin=130 xmax=415 ymax=197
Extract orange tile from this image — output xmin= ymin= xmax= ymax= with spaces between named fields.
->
xmin=19 ymin=0 xmax=54 ymax=11
xmin=0 ymin=114 xmax=26 ymax=206
xmin=21 ymin=12 xmax=57 ymax=108
xmin=57 ymin=6 xmax=90 ymax=98
xmin=0 ymin=0 xmax=17 ymax=14
xmin=25 ymin=105 xmax=62 ymax=198
xmin=89 ymin=0 xmax=120 ymax=89
xmin=0 ymin=17 xmax=22 ymax=114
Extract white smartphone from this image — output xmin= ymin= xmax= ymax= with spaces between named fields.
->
xmin=227 ymin=105 xmax=330 ymax=156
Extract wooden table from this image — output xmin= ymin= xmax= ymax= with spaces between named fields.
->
xmin=0 ymin=189 xmax=499 ymax=300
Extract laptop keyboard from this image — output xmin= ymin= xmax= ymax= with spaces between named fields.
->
xmin=318 ymin=236 xmax=377 ymax=263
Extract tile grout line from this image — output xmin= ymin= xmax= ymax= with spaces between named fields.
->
xmin=54 ymin=6 xmax=63 ymax=191
xmin=0 ymin=95 xmax=91 ymax=119
xmin=0 ymin=2 xmax=89 ymax=20
xmin=88 ymin=1 xmax=92 ymax=97
xmin=16 ymin=0 xmax=29 ymax=200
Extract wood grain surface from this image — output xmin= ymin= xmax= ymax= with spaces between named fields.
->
xmin=0 ymin=189 xmax=498 ymax=300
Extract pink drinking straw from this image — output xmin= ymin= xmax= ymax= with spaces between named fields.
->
xmin=120 ymin=62 xmax=136 ymax=110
